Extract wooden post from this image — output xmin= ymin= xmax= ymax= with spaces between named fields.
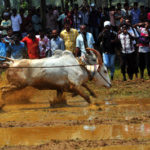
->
xmin=4 ymin=0 xmax=10 ymax=9
xmin=40 ymin=0 xmax=46 ymax=30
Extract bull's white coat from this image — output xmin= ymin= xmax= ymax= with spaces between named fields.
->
xmin=6 ymin=50 xmax=111 ymax=90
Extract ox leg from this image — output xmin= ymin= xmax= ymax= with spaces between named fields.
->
xmin=57 ymin=89 xmax=67 ymax=104
xmin=50 ymin=89 xmax=67 ymax=107
xmin=82 ymin=83 xmax=97 ymax=98
xmin=69 ymin=85 xmax=91 ymax=104
xmin=1 ymin=85 xmax=20 ymax=100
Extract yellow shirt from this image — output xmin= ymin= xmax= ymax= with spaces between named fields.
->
xmin=60 ymin=28 xmax=78 ymax=53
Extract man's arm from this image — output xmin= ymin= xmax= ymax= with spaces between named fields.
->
xmin=75 ymin=35 xmax=80 ymax=57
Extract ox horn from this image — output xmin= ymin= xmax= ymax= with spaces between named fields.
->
xmin=86 ymin=48 xmax=103 ymax=66
xmin=0 ymin=56 xmax=14 ymax=62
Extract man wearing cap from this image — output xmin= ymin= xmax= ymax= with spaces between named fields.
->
xmin=98 ymin=21 xmax=117 ymax=80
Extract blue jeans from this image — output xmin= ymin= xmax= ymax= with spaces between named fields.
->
xmin=103 ymin=53 xmax=116 ymax=77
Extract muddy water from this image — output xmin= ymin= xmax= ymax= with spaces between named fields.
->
xmin=0 ymin=82 xmax=150 ymax=149
xmin=0 ymin=123 xmax=150 ymax=147
xmin=90 ymin=145 xmax=150 ymax=150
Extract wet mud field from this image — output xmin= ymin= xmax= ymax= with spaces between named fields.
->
xmin=0 ymin=77 xmax=150 ymax=150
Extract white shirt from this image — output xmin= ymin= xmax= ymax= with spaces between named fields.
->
xmin=118 ymin=33 xmax=135 ymax=54
xmin=76 ymin=32 xmax=95 ymax=56
xmin=11 ymin=14 xmax=22 ymax=32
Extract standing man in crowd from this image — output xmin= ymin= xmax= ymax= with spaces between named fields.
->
xmin=131 ymin=2 xmax=140 ymax=25
xmin=37 ymin=31 xmax=50 ymax=58
xmin=7 ymin=35 xmax=27 ymax=59
xmin=98 ymin=21 xmax=117 ymax=80
xmin=11 ymin=8 xmax=22 ymax=35
xmin=21 ymin=31 xmax=39 ymax=59
xmin=50 ymin=29 xmax=65 ymax=55
xmin=0 ymin=32 xmax=7 ymax=80
xmin=46 ymin=8 xmax=58 ymax=32
xmin=75 ymin=25 xmax=95 ymax=57
xmin=118 ymin=24 xmax=137 ymax=81
xmin=60 ymin=20 xmax=78 ymax=54
xmin=1 ymin=12 xmax=11 ymax=37
xmin=88 ymin=3 xmax=99 ymax=42
xmin=135 ymin=21 xmax=150 ymax=79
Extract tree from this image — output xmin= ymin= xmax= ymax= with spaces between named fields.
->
xmin=61 ymin=0 xmax=65 ymax=11
xmin=40 ymin=0 xmax=46 ymax=29
xmin=4 ymin=0 xmax=10 ymax=9
xmin=82 ymin=0 xmax=88 ymax=6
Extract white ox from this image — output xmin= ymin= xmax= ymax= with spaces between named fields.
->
xmin=0 ymin=50 xmax=111 ymax=105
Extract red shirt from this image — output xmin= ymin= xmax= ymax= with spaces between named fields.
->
xmin=22 ymin=36 xmax=39 ymax=59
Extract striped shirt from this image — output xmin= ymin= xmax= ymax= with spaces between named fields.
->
xmin=118 ymin=33 xmax=135 ymax=54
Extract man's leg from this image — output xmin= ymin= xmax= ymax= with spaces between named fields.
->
xmin=103 ymin=53 xmax=110 ymax=68
xmin=139 ymin=53 xmax=145 ymax=79
xmin=145 ymin=52 xmax=150 ymax=78
xmin=109 ymin=54 xmax=116 ymax=80
xmin=120 ymin=53 xmax=127 ymax=81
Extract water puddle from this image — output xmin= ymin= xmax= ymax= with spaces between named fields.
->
xmin=89 ymin=145 xmax=150 ymax=150
xmin=0 ymin=123 xmax=150 ymax=147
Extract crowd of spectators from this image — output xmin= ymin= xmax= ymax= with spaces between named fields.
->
xmin=0 ymin=2 xmax=150 ymax=81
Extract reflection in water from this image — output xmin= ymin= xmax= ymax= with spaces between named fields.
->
xmin=0 ymin=124 xmax=150 ymax=147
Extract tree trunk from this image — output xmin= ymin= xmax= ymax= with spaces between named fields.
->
xmin=70 ymin=0 xmax=73 ymax=7
xmin=82 ymin=0 xmax=88 ymax=6
xmin=4 ymin=0 xmax=10 ymax=8
xmin=125 ymin=0 xmax=129 ymax=3
xmin=96 ymin=0 xmax=102 ymax=7
xmin=109 ymin=0 xmax=112 ymax=7
xmin=27 ymin=0 xmax=32 ymax=8
xmin=61 ymin=0 xmax=65 ymax=11
xmin=65 ymin=0 xmax=69 ymax=10
xmin=40 ymin=0 xmax=46 ymax=30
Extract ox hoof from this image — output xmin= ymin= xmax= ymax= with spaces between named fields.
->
xmin=85 ymin=96 xmax=91 ymax=104
xmin=91 ymin=93 xmax=97 ymax=98
xmin=49 ymin=101 xmax=68 ymax=108
xmin=72 ymin=92 xmax=78 ymax=97
xmin=49 ymin=95 xmax=68 ymax=108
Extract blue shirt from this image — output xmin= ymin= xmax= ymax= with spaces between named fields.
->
xmin=0 ymin=42 xmax=7 ymax=61
xmin=131 ymin=9 xmax=140 ymax=25
xmin=8 ymin=42 xmax=26 ymax=59
xmin=50 ymin=37 xmax=65 ymax=55
xmin=76 ymin=32 xmax=95 ymax=55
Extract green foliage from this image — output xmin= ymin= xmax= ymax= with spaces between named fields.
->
xmin=20 ymin=1 xmax=28 ymax=9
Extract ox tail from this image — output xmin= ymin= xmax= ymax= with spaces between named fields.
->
xmin=0 ymin=56 xmax=14 ymax=62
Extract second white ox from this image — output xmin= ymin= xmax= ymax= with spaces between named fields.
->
xmin=1 ymin=50 xmax=111 ymax=105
